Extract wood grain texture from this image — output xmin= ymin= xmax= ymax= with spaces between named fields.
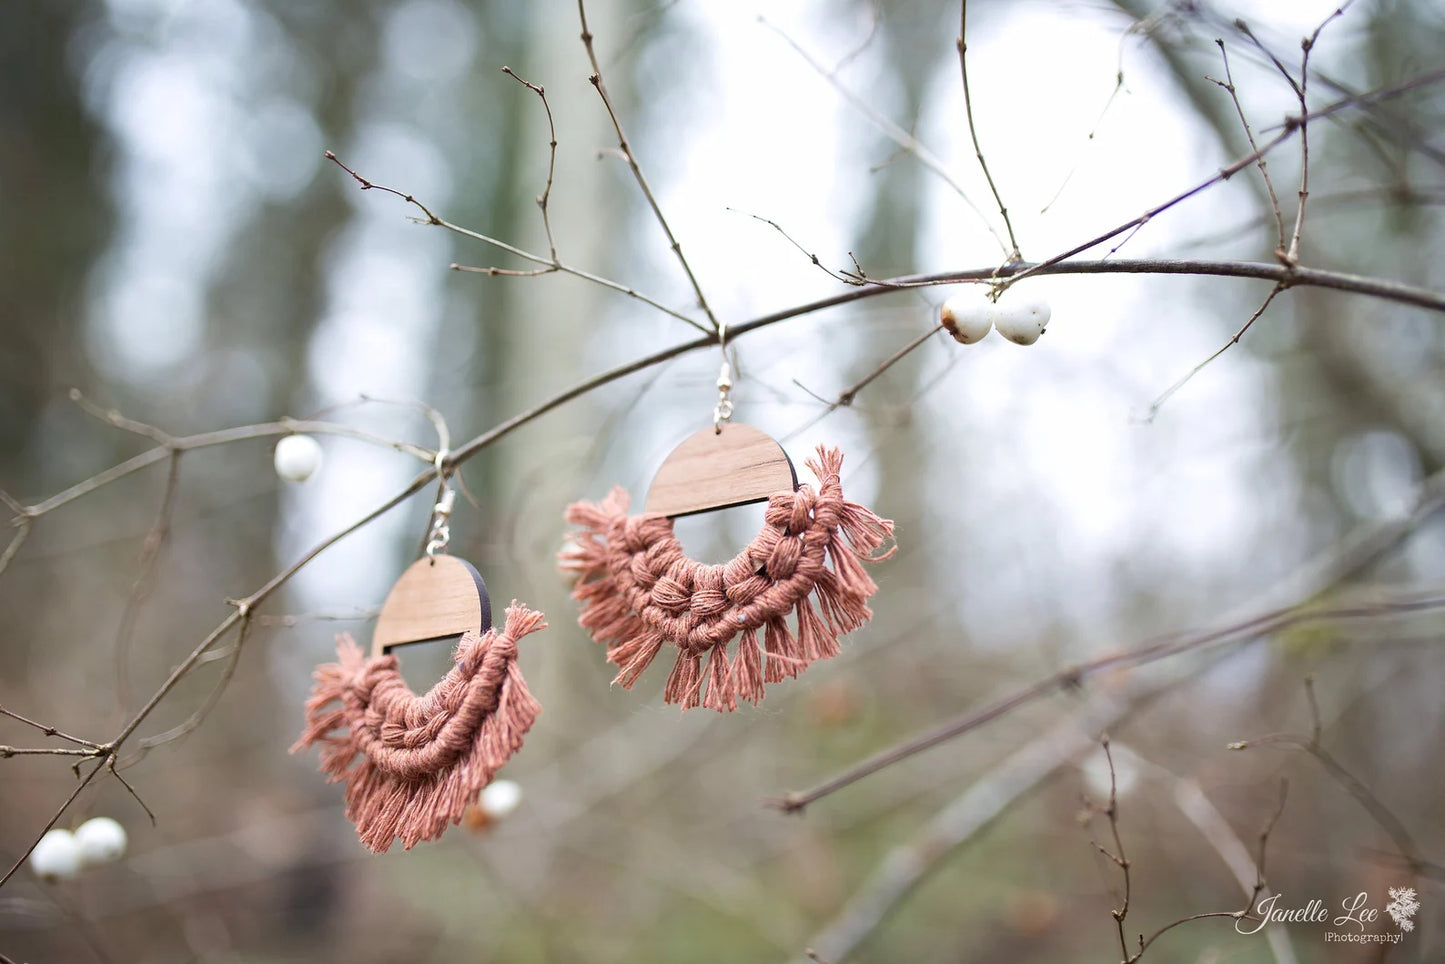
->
xmin=371 ymin=555 xmax=493 ymax=658
xmin=644 ymin=424 xmax=797 ymax=518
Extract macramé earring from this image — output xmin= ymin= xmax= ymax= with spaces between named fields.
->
xmin=292 ymin=474 xmax=543 ymax=853
xmin=560 ymin=352 xmax=894 ymax=712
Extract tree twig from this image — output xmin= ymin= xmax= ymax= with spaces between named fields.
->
xmin=995 ymin=64 xmax=1445 ymax=294
xmin=1208 ymin=39 xmax=1286 ymax=252
xmin=1094 ymin=738 xmax=1133 ymax=959
xmin=501 ymin=66 xmax=560 ymax=262
xmin=958 ymin=0 xmax=1021 ymax=260
xmin=578 ymin=0 xmax=723 ymax=333
xmin=1229 ymin=679 xmax=1424 ymax=872
xmin=1168 ymin=770 xmax=1296 ymax=964
xmin=1282 ymin=4 xmax=1352 ymax=266
xmin=325 ymin=150 xmax=711 ymax=335
xmin=1144 ymin=281 xmax=1287 ymax=419
xmin=0 ymin=707 xmax=104 ymax=749
xmin=760 ymin=15 xmax=1011 ymax=259
xmin=113 ymin=449 xmax=181 ymax=711
xmin=19 ymin=412 xmax=432 ymax=519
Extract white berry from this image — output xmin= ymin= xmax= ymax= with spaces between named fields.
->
xmin=273 ymin=434 xmax=323 ymax=482
xmin=29 ymin=829 xmax=82 ymax=882
xmin=74 ymin=817 xmax=128 ymax=866
xmin=479 ymin=779 xmax=523 ymax=820
xmin=993 ymin=295 xmax=1051 ymax=346
xmin=939 ymin=292 xmax=993 ymax=345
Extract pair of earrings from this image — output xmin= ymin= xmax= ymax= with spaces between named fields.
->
xmin=294 ymin=418 xmax=893 ymax=852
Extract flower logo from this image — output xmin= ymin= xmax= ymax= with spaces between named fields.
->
xmin=1385 ymin=887 xmax=1420 ymax=933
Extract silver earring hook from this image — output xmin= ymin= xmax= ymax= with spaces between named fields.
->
xmin=713 ymin=320 xmax=733 ymax=433
xmin=425 ymin=449 xmax=455 ymax=559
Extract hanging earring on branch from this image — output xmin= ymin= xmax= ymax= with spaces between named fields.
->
xmin=560 ymin=325 xmax=895 ymax=712
xmin=292 ymin=455 xmax=544 ymax=853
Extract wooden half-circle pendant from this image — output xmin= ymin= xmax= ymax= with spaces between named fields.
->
xmin=644 ymin=424 xmax=797 ymax=519
xmin=371 ymin=555 xmax=493 ymax=658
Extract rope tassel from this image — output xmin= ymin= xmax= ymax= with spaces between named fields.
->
xmin=560 ymin=446 xmax=894 ymax=711
xmin=291 ymin=603 xmax=544 ymax=853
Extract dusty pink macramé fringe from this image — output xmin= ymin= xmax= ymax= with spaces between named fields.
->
xmin=560 ymin=446 xmax=894 ymax=711
xmin=291 ymin=602 xmax=544 ymax=853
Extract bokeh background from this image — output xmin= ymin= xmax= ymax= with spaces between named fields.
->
xmin=2 ymin=0 xmax=1444 ymax=960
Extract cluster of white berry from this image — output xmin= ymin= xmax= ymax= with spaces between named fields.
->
xmin=29 ymin=817 xmax=128 ymax=883
xmin=940 ymin=289 xmax=1051 ymax=346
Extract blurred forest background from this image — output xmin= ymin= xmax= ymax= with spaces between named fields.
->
xmin=2 ymin=0 xmax=1444 ymax=961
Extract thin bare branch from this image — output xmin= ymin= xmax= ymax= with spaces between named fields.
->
xmin=452 ymin=263 xmax=556 ymax=279
xmin=1209 ymin=40 xmax=1286 ymax=251
xmin=107 ymin=468 xmax=433 ymax=756
xmin=113 ymin=450 xmax=181 ymax=711
xmin=0 ymin=521 xmax=30 ymax=580
xmin=326 ymin=150 xmax=710 ymax=335
xmin=1234 ymin=20 xmax=1303 ymax=99
xmin=1169 ymin=769 xmax=1296 ymax=964
xmin=1097 ymin=738 xmax=1133 ymax=959
xmin=0 ymin=488 xmax=25 ymax=517
xmin=1303 ymin=675 xmax=1322 ymax=744
xmin=0 ymin=746 xmax=100 ymax=758
xmin=761 ymin=16 xmax=1011 ymax=259
xmin=578 ymin=0 xmax=723 ymax=332
xmin=1040 ymin=40 xmax=1126 ymax=217
xmin=1133 ymin=913 xmax=1255 ymax=959
xmin=1144 ymin=281 xmax=1287 ymax=420
xmin=253 ymin=607 xmax=376 ymax=628
xmin=69 ymin=389 xmax=173 ymax=446
xmin=356 ymin=392 xmax=450 ymax=454
xmin=838 ymin=326 xmax=943 ymax=408
xmin=19 ymin=415 xmax=430 ymax=521
xmin=997 ymin=65 xmax=1445 ymax=294
xmin=133 ymin=611 xmax=253 ymax=754
xmin=107 ymin=756 xmax=156 ymax=826
xmin=0 ymin=707 xmax=104 ymax=749
xmin=1281 ymin=4 xmax=1352 ymax=265
xmin=958 ymin=0 xmax=1021 ymax=260
xmin=727 ymin=208 xmax=869 ymax=287
xmin=501 ymin=65 xmax=560 ymax=261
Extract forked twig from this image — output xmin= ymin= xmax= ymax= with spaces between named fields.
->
xmin=325 ymin=150 xmax=710 ymax=335
xmin=1208 ymin=40 xmax=1286 ymax=252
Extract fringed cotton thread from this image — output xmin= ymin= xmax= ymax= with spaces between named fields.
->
xmin=291 ymin=602 xmax=544 ymax=853
xmin=560 ymin=447 xmax=893 ymax=711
